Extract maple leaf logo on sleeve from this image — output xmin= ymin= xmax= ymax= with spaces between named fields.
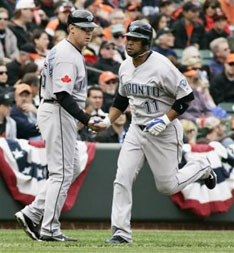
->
xmin=61 ymin=75 xmax=71 ymax=83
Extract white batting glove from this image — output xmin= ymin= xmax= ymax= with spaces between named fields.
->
xmin=144 ymin=114 xmax=170 ymax=136
xmin=102 ymin=115 xmax=111 ymax=128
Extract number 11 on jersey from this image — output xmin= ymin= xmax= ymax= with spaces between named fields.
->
xmin=144 ymin=100 xmax=158 ymax=114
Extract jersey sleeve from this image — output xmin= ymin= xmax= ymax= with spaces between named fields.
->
xmin=118 ymin=64 xmax=127 ymax=97
xmin=162 ymin=64 xmax=192 ymax=100
xmin=52 ymin=62 xmax=77 ymax=95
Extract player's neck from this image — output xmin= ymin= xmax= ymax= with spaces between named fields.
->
xmin=67 ymin=36 xmax=83 ymax=52
xmin=132 ymin=50 xmax=151 ymax=67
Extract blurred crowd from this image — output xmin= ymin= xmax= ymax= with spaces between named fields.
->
xmin=0 ymin=0 xmax=234 ymax=147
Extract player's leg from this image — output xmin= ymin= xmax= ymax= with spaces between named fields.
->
xmin=107 ymin=124 xmax=145 ymax=243
xmin=144 ymin=120 xmax=213 ymax=195
xmin=16 ymin=103 xmax=52 ymax=240
xmin=39 ymin=105 xmax=78 ymax=238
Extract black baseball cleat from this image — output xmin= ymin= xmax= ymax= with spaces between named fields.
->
xmin=40 ymin=234 xmax=78 ymax=242
xmin=15 ymin=211 xmax=40 ymax=241
xmin=105 ymin=235 xmax=129 ymax=244
xmin=204 ymin=169 xmax=217 ymax=189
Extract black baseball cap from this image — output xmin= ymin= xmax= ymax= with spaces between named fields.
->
xmin=156 ymin=27 xmax=172 ymax=39
xmin=20 ymin=43 xmax=37 ymax=54
xmin=183 ymin=2 xmax=200 ymax=12
xmin=0 ymin=92 xmax=12 ymax=106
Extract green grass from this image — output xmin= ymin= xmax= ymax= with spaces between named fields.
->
xmin=0 ymin=229 xmax=234 ymax=253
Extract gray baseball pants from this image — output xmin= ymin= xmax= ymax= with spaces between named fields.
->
xmin=22 ymin=102 xmax=80 ymax=236
xmin=111 ymin=121 xmax=211 ymax=242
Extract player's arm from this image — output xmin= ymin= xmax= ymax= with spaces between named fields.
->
xmin=145 ymin=92 xmax=194 ymax=136
xmin=95 ymin=92 xmax=129 ymax=129
xmin=166 ymin=91 xmax=194 ymax=121
xmin=55 ymin=91 xmax=91 ymax=126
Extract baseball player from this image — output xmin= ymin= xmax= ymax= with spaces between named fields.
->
xmin=15 ymin=10 xmax=100 ymax=242
xmin=96 ymin=21 xmax=217 ymax=244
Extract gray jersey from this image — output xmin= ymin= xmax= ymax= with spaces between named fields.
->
xmin=41 ymin=39 xmax=87 ymax=109
xmin=118 ymin=51 xmax=192 ymax=125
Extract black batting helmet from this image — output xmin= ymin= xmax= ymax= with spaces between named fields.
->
xmin=67 ymin=10 xmax=98 ymax=28
xmin=125 ymin=21 xmax=153 ymax=42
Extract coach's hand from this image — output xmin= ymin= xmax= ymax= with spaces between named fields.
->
xmin=144 ymin=114 xmax=170 ymax=136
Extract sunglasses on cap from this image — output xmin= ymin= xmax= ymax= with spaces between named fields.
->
xmin=105 ymin=79 xmax=117 ymax=84
xmin=113 ymin=33 xmax=125 ymax=39
xmin=0 ymin=71 xmax=8 ymax=75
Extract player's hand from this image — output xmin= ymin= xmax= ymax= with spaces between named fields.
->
xmin=88 ymin=116 xmax=105 ymax=132
xmin=88 ymin=116 xmax=111 ymax=132
xmin=144 ymin=114 xmax=170 ymax=136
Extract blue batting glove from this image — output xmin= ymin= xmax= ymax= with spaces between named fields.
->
xmin=144 ymin=114 xmax=170 ymax=136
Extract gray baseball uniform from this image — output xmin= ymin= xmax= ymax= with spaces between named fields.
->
xmin=22 ymin=39 xmax=87 ymax=236
xmin=111 ymin=51 xmax=211 ymax=242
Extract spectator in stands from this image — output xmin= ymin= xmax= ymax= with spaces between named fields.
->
xmin=52 ymin=30 xmax=67 ymax=46
xmin=179 ymin=65 xmax=213 ymax=123
xmin=6 ymin=43 xmax=35 ymax=86
xmin=87 ymin=86 xmax=106 ymax=118
xmin=150 ymin=13 xmax=168 ymax=34
xmin=31 ymin=29 xmax=50 ymax=70
xmin=10 ymin=84 xmax=41 ymax=140
xmin=0 ymin=92 xmax=16 ymax=138
xmin=45 ymin=0 xmax=74 ymax=38
xmin=0 ymin=61 xmax=13 ymax=95
xmin=103 ymin=8 xmax=126 ymax=40
xmin=180 ymin=119 xmax=198 ymax=143
xmin=205 ymin=13 xmax=229 ymax=48
xmin=227 ymin=36 xmax=234 ymax=53
xmin=94 ymin=113 xmax=127 ymax=143
xmin=152 ymin=27 xmax=178 ymax=66
xmin=21 ymin=73 xmax=40 ymax=107
xmin=84 ymin=26 xmax=105 ymax=64
xmin=37 ymin=0 xmax=55 ymax=19
xmin=20 ymin=61 xmax=39 ymax=80
xmin=78 ymin=98 xmax=96 ymax=142
xmin=98 ymin=71 xmax=118 ymax=113
xmin=196 ymin=116 xmax=231 ymax=145
xmin=181 ymin=46 xmax=212 ymax=94
xmin=124 ymin=2 xmax=142 ymax=28
xmin=0 ymin=0 xmax=15 ymax=18
xmin=9 ymin=0 xmax=36 ymax=49
xmin=84 ymin=0 xmax=110 ymax=28
xmin=210 ymin=53 xmax=234 ymax=104
xmin=141 ymin=0 xmax=160 ymax=17
xmin=89 ymin=41 xmax=120 ymax=85
xmin=0 ymin=8 xmax=19 ymax=63
xmin=158 ymin=0 xmax=175 ymax=28
xmin=111 ymin=24 xmax=126 ymax=62
xmin=201 ymin=0 xmax=222 ymax=31
xmin=209 ymin=37 xmax=230 ymax=78
xmin=172 ymin=2 xmax=206 ymax=49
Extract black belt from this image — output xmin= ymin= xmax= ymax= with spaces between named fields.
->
xmin=138 ymin=125 xmax=146 ymax=131
xmin=43 ymin=99 xmax=57 ymax=103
